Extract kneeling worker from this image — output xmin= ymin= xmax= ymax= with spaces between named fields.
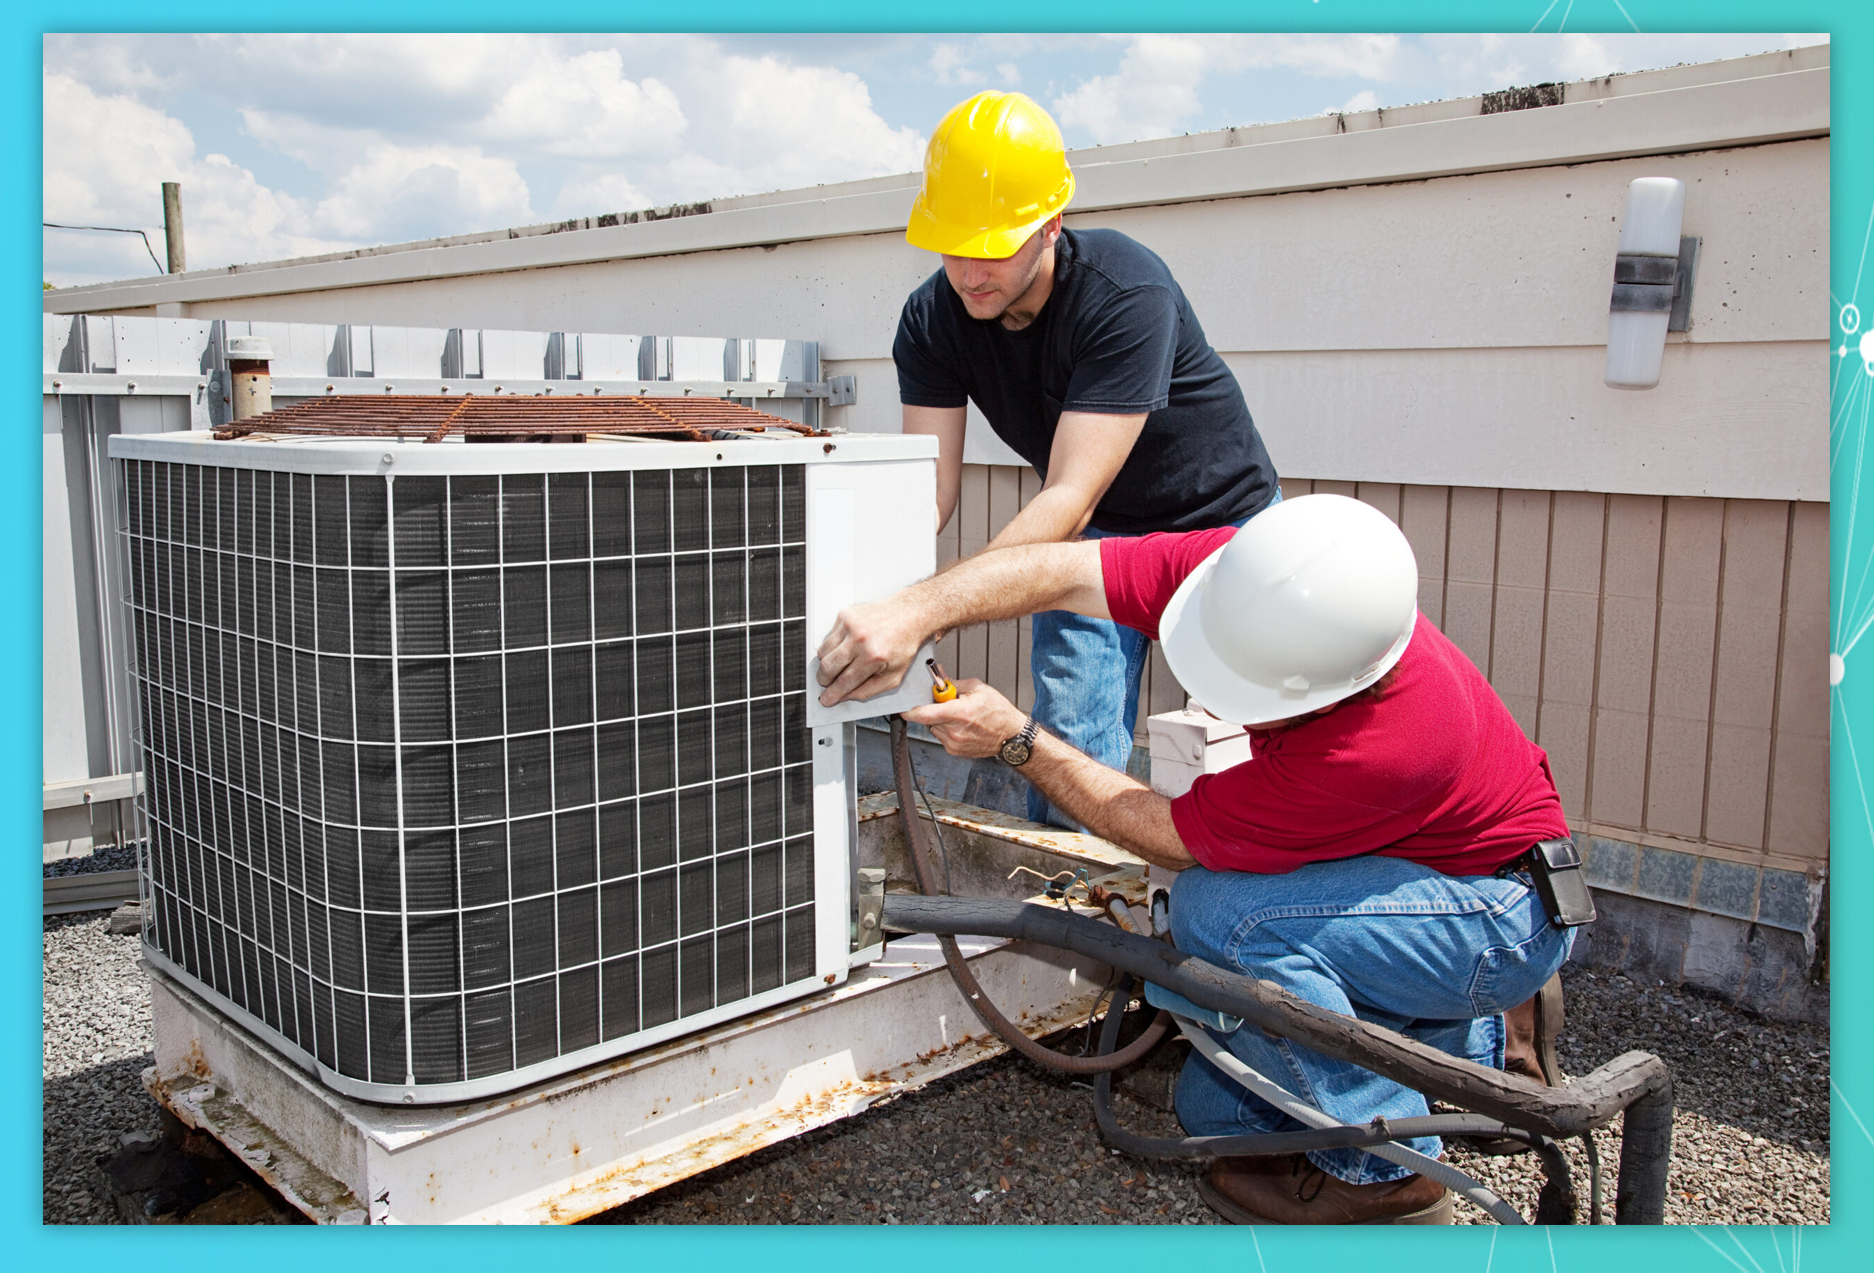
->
xmin=816 ymin=494 xmax=1575 ymax=1225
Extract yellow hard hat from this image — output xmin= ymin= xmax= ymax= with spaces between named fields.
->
xmin=907 ymin=91 xmax=1076 ymax=259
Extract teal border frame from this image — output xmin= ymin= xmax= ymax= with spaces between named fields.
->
xmin=7 ymin=4 xmax=1862 ymax=1263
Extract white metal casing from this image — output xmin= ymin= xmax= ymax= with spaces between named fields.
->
xmin=108 ymin=428 xmax=937 ymax=1104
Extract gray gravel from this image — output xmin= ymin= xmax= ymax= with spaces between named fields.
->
xmin=44 ymin=913 xmax=1827 ymax=1226
xmin=44 ymin=843 xmax=141 ymax=876
xmin=43 ymin=912 xmax=161 ymax=1224
xmin=595 ymin=966 xmax=1831 ymax=1225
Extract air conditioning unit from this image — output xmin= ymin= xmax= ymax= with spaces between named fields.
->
xmin=110 ymin=419 xmax=935 ymax=1103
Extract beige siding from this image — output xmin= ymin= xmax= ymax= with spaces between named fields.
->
xmin=1646 ymin=498 xmax=1726 ymax=841
xmin=1704 ymin=501 xmax=1790 ymax=848
xmin=1768 ymin=501 xmax=1830 ymax=858
xmin=944 ymin=468 xmax=1828 ymax=872
xmin=1592 ymin=495 xmax=1665 ymax=831
xmin=1537 ymin=492 xmax=1607 ymax=816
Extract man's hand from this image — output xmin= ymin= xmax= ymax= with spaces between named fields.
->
xmin=901 ymin=679 xmax=1028 ymax=758
xmin=903 ymin=679 xmax=1195 ymax=870
xmin=816 ymin=599 xmax=929 ymax=708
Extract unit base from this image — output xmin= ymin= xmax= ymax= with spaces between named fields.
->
xmin=143 ymin=931 xmax=1110 ymax=1223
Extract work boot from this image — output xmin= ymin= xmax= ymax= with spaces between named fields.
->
xmin=1503 ymin=972 xmax=1564 ymax=1083
xmin=1470 ymin=971 xmax=1566 ymax=1155
xmin=1197 ymin=1154 xmax=1452 ymax=1225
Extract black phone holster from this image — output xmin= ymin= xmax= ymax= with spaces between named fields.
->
xmin=1497 ymin=837 xmax=1598 ymax=928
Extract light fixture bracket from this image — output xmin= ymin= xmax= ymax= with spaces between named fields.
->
xmin=1610 ymin=236 xmax=1700 ymax=332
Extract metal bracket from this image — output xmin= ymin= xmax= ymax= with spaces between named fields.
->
xmin=1668 ymin=235 xmax=1700 ymax=332
xmin=1609 ymin=236 xmax=1700 ymax=331
xmin=852 ymin=867 xmax=887 ymax=952
xmin=826 ymin=375 xmax=857 ymax=407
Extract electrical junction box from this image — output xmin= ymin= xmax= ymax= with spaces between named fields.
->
xmin=107 ymin=428 xmax=936 ymax=1104
xmin=1144 ymin=702 xmax=1252 ymax=905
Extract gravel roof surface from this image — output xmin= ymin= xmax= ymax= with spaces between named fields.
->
xmin=44 ymin=914 xmax=1828 ymax=1226
xmin=44 ymin=843 xmax=140 ymax=877
xmin=43 ymin=913 xmax=162 ymax=1225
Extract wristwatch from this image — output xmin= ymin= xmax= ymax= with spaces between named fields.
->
xmin=998 ymin=715 xmax=1040 ymax=767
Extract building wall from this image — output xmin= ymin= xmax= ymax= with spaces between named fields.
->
xmin=943 ymin=463 xmax=1829 ymax=947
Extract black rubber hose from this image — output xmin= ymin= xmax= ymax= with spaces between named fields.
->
xmin=1088 ymin=996 xmax=1579 ymax=1224
xmin=889 ymin=717 xmax=1171 ymax=1074
xmin=882 ymin=891 xmax=1670 ymax=1145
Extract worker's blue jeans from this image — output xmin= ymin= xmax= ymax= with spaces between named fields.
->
xmin=1168 ymin=854 xmax=1574 ymax=1185
xmin=1026 ymin=491 xmax=1279 ymax=829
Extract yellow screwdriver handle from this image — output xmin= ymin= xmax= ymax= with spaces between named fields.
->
xmin=927 ymin=657 xmax=958 ymax=702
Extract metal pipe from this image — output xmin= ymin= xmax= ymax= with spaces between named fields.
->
xmin=225 ymin=335 xmax=273 ymax=421
xmin=880 ymin=893 xmax=1673 ymax=1148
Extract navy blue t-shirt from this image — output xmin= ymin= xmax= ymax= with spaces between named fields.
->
xmin=893 ymin=227 xmax=1277 ymax=534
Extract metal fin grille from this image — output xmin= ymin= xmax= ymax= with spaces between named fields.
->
xmin=212 ymin=394 xmax=820 ymax=443
xmin=120 ymin=457 xmax=815 ymax=1092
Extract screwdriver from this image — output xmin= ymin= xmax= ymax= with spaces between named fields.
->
xmin=927 ymin=658 xmax=958 ymax=702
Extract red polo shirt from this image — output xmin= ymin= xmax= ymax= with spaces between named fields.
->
xmin=1101 ymin=527 xmax=1569 ymax=876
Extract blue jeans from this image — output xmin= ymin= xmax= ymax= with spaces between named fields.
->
xmin=1026 ymin=490 xmax=1279 ymax=828
xmin=1168 ymin=854 xmax=1574 ymax=1184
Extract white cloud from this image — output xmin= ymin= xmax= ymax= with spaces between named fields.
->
xmin=1243 ymin=33 xmax=1410 ymax=81
xmin=311 ymin=142 xmax=533 ymax=242
xmin=42 ymin=71 xmax=351 ymax=284
xmin=484 ymin=49 xmax=686 ymax=157
xmin=929 ymin=43 xmax=986 ymax=87
xmin=1338 ymin=90 xmax=1382 ymax=114
xmin=1053 ymin=34 xmax=1412 ymax=144
xmin=671 ymin=54 xmax=926 ymax=195
xmin=1053 ymin=34 xmax=1211 ymax=144
xmin=996 ymin=62 xmax=1021 ymax=85
xmin=553 ymin=169 xmax=652 ymax=217
xmin=239 ymin=110 xmax=386 ymax=175
xmin=1556 ymin=34 xmax=1623 ymax=81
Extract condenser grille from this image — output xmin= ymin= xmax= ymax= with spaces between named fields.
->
xmin=121 ymin=459 xmax=816 ymax=1090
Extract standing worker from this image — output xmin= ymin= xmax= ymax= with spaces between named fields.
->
xmin=895 ymin=90 xmax=1281 ymax=827
xmin=816 ymin=495 xmax=1578 ymax=1224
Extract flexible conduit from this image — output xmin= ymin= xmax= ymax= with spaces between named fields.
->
xmin=889 ymin=717 xmax=1170 ymax=1074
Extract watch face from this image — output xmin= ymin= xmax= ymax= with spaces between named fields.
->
xmin=1000 ymin=737 xmax=1033 ymax=767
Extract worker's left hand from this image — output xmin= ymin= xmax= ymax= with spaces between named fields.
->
xmin=816 ymin=598 xmax=927 ymax=707
xmin=902 ymin=680 xmax=1029 ymax=759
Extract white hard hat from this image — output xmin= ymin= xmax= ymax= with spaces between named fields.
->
xmin=1159 ymin=494 xmax=1420 ymax=726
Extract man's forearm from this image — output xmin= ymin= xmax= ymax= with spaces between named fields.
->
xmin=980 ymin=486 xmax=1095 ymax=552
xmin=905 ymin=541 xmax=1107 ymax=638
xmin=1021 ymin=734 xmax=1195 ymax=871
xmin=817 ymin=539 xmax=1104 ymax=708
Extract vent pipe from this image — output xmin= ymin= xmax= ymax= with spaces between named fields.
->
xmin=225 ymin=335 xmax=273 ymax=420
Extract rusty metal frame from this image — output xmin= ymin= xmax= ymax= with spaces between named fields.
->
xmin=210 ymin=393 xmax=821 ymax=443
xmin=138 ymin=798 xmax=1144 ymax=1223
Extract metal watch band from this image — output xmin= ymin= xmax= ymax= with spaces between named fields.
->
xmin=1000 ymin=714 xmax=1040 ymax=767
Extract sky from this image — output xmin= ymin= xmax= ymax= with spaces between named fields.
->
xmin=42 ymin=31 xmax=1827 ymax=289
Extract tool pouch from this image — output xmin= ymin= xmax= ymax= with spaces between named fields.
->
xmin=1527 ymin=837 xmax=1598 ymax=928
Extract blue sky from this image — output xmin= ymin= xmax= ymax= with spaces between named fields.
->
xmin=43 ymin=31 xmax=1824 ymax=288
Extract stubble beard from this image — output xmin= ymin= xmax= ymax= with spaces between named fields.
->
xmin=953 ymin=235 xmax=1048 ymax=326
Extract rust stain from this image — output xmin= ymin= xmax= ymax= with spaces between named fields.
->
xmin=525 ymin=987 xmax=1104 ymax=1225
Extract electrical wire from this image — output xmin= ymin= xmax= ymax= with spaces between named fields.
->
xmin=1082 ymin=1000 xmax=1584 ymax=1225
xmin=44 ymin=222 xmax=165 ymax=273
xmin=904 ymin=737 xmax=952 ymax=895
xmin=1173 ymin=1015 xmax=1529 ymax=1225
xmin=1583 ymin=1130 xmax=1604 ymax=1224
